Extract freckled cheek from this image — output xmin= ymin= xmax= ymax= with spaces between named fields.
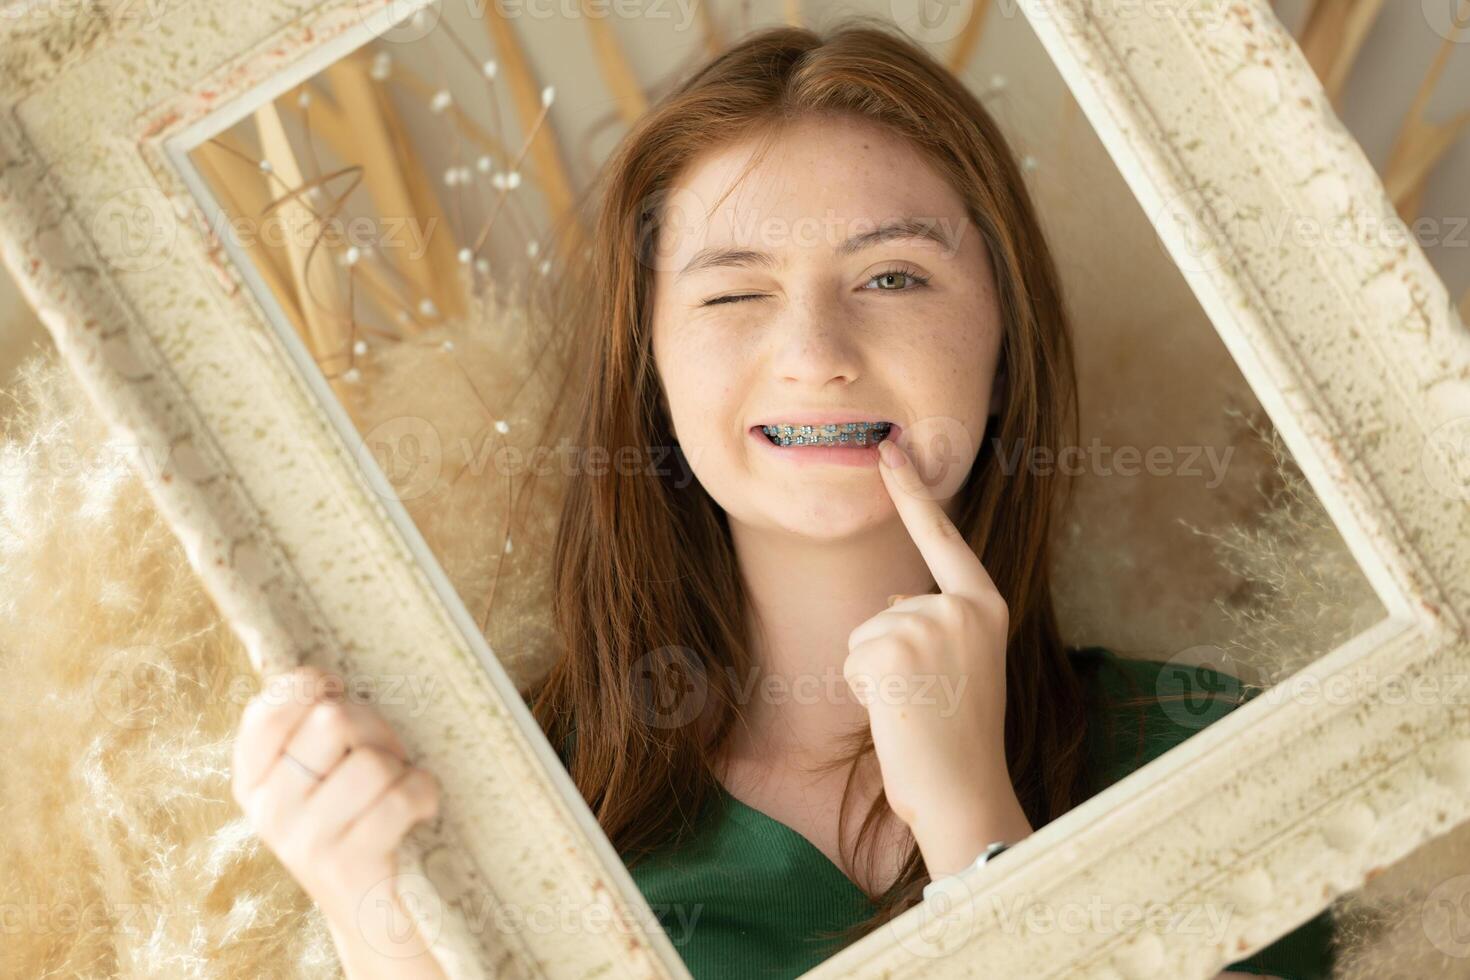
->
xmin=894 ymin=317 xmax=993 ymax=424
xmin=890 ymin=323 xmax=965 ymax=379
xmin=659 ymin=338 xmax=745 ymax=446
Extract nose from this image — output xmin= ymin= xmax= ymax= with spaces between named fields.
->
xmin=768 ymin=292 xmax=864 ymax=385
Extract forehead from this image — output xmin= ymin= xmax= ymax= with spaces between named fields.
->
xmin=654 ymin=115 xmax=972 ymax=266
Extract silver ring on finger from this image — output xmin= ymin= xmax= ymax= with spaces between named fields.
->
xmin=282 ymin=750 xmax=326 ymax=782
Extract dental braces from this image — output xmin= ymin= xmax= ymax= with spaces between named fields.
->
xmin=760 ymin=421 xmax=892 ymax=446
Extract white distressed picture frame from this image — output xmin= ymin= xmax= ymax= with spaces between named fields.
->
xmin=1 ymin=0 xmax=1467 ymax=977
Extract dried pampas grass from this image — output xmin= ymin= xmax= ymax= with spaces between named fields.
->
xmin=1176 ymin=407 xmax=1470 ymax=978
xmin=0 ymin=347 xmax=339 ymax=978
xmin=1179 ymin=406 xmax=1384 ymax=685
xmin=324 ymin=274 xmax=573 ymax=691
xmin=0 ymin=276 xmax=568 ymax=978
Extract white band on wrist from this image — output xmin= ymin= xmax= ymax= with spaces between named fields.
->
xmin=921 ymin=840 xmax=1012 ymax=903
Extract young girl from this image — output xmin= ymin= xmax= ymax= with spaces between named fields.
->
xmin=233 ymin=18 xmax=1334 ymax=980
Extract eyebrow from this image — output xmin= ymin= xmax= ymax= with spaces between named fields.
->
xmin=674 ymin=216 xmax=958 ymax=281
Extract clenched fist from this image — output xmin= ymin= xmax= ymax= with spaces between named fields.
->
xmin=231 ymin=664 xmax=446 ymax=978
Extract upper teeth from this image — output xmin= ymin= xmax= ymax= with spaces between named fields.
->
xmin=761 ymin=421 xmax=891 ymax=446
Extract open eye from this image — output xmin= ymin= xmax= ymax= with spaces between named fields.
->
xmin=861 ymin=266 xmax=931 ymax=292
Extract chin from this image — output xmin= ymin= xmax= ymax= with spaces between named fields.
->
xmin=766 ymin=501 xmax=887 ymax=540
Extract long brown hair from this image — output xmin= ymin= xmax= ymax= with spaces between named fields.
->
xmin=526 ymin=16 xmax=1098 ymax=945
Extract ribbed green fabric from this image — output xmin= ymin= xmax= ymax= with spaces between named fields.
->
xmin=574 ymin=646 xmax=1335 ymax=979
xmin=1071 ymin=646 xmax=1335 ymax=979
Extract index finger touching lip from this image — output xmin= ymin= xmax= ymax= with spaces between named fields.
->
xmin=876 ymin=437 xmax=995 ymax=600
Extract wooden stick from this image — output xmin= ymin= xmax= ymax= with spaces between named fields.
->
xmin=1385 ymin=108 xmax=1470 ymax=222
xmin=481 ymin=8 xmax=587 ymax=255
xmin=252 ymin=102 xmax=354 ymax=398
xmin=1459 ymin=285 xmax=1470 ymax=327
xmin=370 ymin=76 xmax=470 ymax=321
xmin=1383 ymin=3 xmax=1470 ymax=222
xmin=191 ymin=140 xmax=307 ymax=337
xmin=276 ymin=82 xmax=458 ymax=328
xmin=1297 ymin=0 xmax=1386 ymax=107
xmin=279 ymin=87 xmax=361 ymax=171
xmin=946 ymin=0 xmax=993 ymax=75
xmin=581 ymin=0 xmax=647 ymax=125
xmin=350 ymin=254 xmax=423 ymax=332
xmin=389 ymin=66 xmax=515 ymax=168
xmin=324 ymin=52 xmax=464 ymax=322
xmin=695 ymin=0 xmax=723 ymax=59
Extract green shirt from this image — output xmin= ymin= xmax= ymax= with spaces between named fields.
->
xmin=576 ymin=646 xmax=1335 ymax=978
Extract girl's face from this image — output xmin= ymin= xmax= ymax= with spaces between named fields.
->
xmin=649 ymin=114 xmax=1005 ymax=538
